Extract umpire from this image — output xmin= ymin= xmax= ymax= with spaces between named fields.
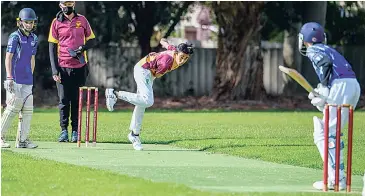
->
xmin=48 ymin=1 xmax=96 ymax=142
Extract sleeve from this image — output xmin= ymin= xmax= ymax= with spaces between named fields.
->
xmin=48 ymin=18 xmax=59 ymax=43
xmin=308 ymin=50 xmax=332 ymax=86
xmin=167 ymin=45 xmax=177 ymax=51
xmin=49 ymin=42 xmax=60 ymax=75
xmin=155 ymin=55 xmax=174 ymax=75
xmin=84 ymin=17 xmax=95 ymax=41
xmin=32 ymin=35 xmax=39 ymax=55
xmin=6 ymin=33 xmax=19 ymax=53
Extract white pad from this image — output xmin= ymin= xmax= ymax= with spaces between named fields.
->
xmin=313 ymin=116 xmax=344 ymax=183
xmin=129 ymin=106 xmax=146 ymax=135
xmin=19 ymin=95 xmax=33 ymax=142
xmin=1 ymin=92 xmax=24 ymax=136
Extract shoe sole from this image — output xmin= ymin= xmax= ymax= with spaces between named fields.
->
xmin=128 ymin=136 xmax=143 ymax=150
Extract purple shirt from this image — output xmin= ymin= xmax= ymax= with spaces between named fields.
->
xmin=306 ymin=44 xmax=356 ymax=87
xmin=6 ymin=30 xmax=38 ymax=85
xmin=48 ymin=14 xmax=95 ymax=68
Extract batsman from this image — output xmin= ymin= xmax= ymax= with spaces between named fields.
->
xmin=298 ymin=22 xmax=361 ymax=190
xmin=1 ymin=8 xmax=39 ymax=148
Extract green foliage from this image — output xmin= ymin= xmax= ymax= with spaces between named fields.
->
xmin=261 ymin=2 xmax=304 ymax=41
xmin=86 ymin=2 xmax=192 ymax=49
xmin=261 ymin=1 xmax=365 ymax=45
xmin=326 ymin=1 xmax=365 ymax=45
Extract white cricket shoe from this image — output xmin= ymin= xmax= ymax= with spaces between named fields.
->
xmin=313 ymin=179 xmax=346 ymax=191
xmin=105 ymin=88 xmax=117 ymax=112
xmin=1 ymin=137 xmax=10 ymax=148
xmin=16 ymin=139 xmax=38 ymax=149
xmin=128 ymin=132 xmax=143 ymax=151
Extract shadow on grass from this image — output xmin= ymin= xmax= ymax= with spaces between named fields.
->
xmin=98 ymin=137 xmax=313 ymax=152
xmin=33 ymin=108 xmax=327 ymax=113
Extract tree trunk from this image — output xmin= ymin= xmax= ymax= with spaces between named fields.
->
xmin=282 ymin=1 xmax=327 ymax=96
xmin=211 ymin=2 xmax=265 ymax=100
xmin=139 ymin=33 xmax=152 ymax=58
xmin=282 ymin=23 xmax=302 ymax=96
xmin=300 ymin=1 xmax=328 ymax=87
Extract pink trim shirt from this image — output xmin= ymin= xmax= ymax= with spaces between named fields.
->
xmin=48 ymin=14 xmax=95 ymax=68
xmin=141 ymin=45 xmax=181 ymax=78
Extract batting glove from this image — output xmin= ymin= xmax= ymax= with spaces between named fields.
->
xmin=4 ymin=77 xmax=14 ymax=93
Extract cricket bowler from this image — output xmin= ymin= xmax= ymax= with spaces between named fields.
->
xmin=105 ymin=38 xmax=194 ymax=150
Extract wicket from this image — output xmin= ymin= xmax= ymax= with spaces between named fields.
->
xmin=323 ymin=104 xmax=354 ymax=192
xmin=77 ymin=86 xmax=99 ymax=147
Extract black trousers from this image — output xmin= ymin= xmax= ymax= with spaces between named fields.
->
xmin=56 ymin=65 xmax=89 ymax=131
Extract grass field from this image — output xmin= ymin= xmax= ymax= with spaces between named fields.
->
xmin=2 ymin=108 xmax=365 ymax=195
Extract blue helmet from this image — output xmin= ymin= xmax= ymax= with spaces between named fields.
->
xmin=19 ymin=8 xmax=37 ymax=21
xmin=298 ymin=22 xmax=327 ymax=55
xmin=17 ymin=8 xmax=37 ymax=33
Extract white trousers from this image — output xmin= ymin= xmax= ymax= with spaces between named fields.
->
xmin=313 ymin=78 xmax=361 ymax=183
xmin=1 ymin=83 xmax=33 ymax=142
xmin=116 ymin=64 xmax=155 ymax=134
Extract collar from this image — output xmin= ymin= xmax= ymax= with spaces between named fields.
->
xmin=56 ymin=11 xmax=79 ymax=22
xmin=17 ymin=29 xmax=31 ymax=37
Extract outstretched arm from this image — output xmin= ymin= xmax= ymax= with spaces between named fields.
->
xmin=160 ymin=38 xmax=176 ymax=51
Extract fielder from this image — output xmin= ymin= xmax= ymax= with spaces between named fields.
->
xmin=105 ymin=39 xmax=194 ymax=150
xmin=1 ymin=8 xmax=39 ymax=148
xmin=298 ymin=22 xmax=361 ymax=190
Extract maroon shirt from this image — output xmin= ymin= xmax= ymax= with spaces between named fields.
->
xmin=141 ymin=45 xmax=180 ymax=78
xmin=48 ymin=13 xmax=95 ymax=68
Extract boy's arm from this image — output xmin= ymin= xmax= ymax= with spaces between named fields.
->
xmin=31 ymin=55 xmax=35 ymax=74
xmin=4 ymin=52 xmax=15 ymax=93
xmin=5 ymin=52 xmax=14 ymax=78
xmin=312 ymin=53 xmax=332 ymax=86
xmin=160 ymin=38 xmax=176 ymax=51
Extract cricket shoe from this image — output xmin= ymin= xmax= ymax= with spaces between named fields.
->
xmin=128 ymin=132 xmax=143 ymax=151
xmin=71 ymin=131 xmax=78 ymax=143
xmin=313 ymin=179 xmax=346 ymax=191
xmin=58 ymin=129 xmax=69 ymax=142
xmin=105 ymin=88 xmax=117 ymax=112
xmin=1 ymin=137 xmax=10 ymax=148
xmin=16 ymin=139 xmax=38 ymax=149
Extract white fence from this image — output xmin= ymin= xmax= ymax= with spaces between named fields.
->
xmin=87 ymin=42 xmax=290 ymax=96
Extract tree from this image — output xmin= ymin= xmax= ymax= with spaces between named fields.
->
xmin=211 ymin=2 xmax=265 ymax=100
xmin=326 ymin=1 xmax=365 ymax=45
xmin=262 ymin=2 xmax=327 ymax=95
xmin=86 ymin=2 xmax=193 ymax=57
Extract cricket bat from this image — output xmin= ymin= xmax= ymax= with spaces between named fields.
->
xmin=278 ymin=65 xmax=329 ymax=100
xmin=278 ymin=65 xmax=314 ymax=93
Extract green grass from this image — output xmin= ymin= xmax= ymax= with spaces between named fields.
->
xmin=2 ymin=109 xmax=365 ymax=195
xmin=1 ymin=150 xmax=226 ymax=196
